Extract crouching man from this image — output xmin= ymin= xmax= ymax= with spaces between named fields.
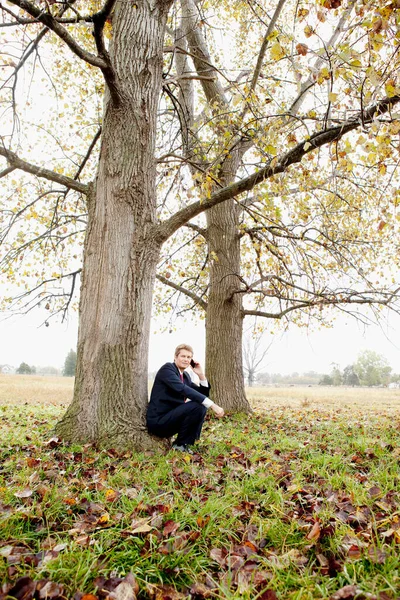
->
xmin=146 ymin=344 xmax=224 ymax=454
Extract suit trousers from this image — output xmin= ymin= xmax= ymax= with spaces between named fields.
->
xmin=147 ymin=402 xmax=207 ymax=446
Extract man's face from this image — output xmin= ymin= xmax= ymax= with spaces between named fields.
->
xmin=175 ymin=350 xmax=192 ymax=371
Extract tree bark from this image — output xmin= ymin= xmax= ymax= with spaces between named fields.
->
xmin=56 ymin=0 xmax=172 ymax=450
xmin=205 ymin=200 xmax=251 ymax=413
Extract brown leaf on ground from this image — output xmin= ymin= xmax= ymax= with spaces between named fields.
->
xmin=43 ymin=437 xmax=61 ymax=448
xmin=189 ymin=582 xmax=214 ymax=598
xmin=196 ymin=515 xmax=210 ymax=528
xmin=36 ymin=580 xmax=64 ymax=599
xmin=104 ymin=489 xmax=120 ymax=502
xmin=209 ymin=547 xmax=227 ymax=567
xmin=1 ymin=577 xmax=36 ymax=600
xmin=14 ymin=489 xmax=33 ymax=499
xmin=367 ymin=546 xmax=387 ymax=564
xmin=306 ymin=520 xmax=321 ymax=541
xmin=162 ymin=520 xmax=180 ymax=536
xmin=330 ymin=585 xmax=358 ymax=599
xmin=258 ymin=591 xmax=278 ymax=600
xmin=129 ymin=517 xmax=153 ymax=534
xmin=107 ymin=573 xmax=138 ymax=600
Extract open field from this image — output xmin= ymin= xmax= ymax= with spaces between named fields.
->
xmin=247 ymin=385 xmax=400 ymax=416
xmin=1 ymin=376 xmax=400 ymax=599
xmin=1 ymin=375 xmax=400 ymax=414
xmin=0 ymin=375 xmax=74 ymax=406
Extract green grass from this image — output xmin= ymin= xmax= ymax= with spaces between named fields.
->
xmin=1 ymin=399 xmax=400 ymax=599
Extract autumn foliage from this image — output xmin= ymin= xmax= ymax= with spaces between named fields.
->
xmin=1 ymin=387 xmax=400 ymax=599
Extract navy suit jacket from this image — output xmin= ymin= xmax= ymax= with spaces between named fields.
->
xmin=146 ymin=362 xmax=211 ymax=423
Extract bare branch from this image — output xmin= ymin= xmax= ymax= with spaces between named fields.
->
xmin=7 ymin=0 xmax=108 ymax=69
xmin=73 ymin=127 xmax=102 ymax=180
xmin=180 ymin=0 xmax=227 ymax=106
xmin=92 ymin=0 xmax=117 ymax=55
xmin=0 ymin=165 xmax=16 ymax=178
xmin=0 ymin=1 xmax=93 ymax=26
xmin=244 ymin=287 xmax=400 ymax=320
xmin=156 ymin=274 xmax=208 ymax=310
xmin=249 ymin=0 xmax=287 ymax=94
xmin=184 ymin=222 xmax=207 ymax=238
xmin=0 ymin=146 xmax=89 ymax=194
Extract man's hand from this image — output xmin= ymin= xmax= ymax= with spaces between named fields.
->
xmin=211 ymin=403 xmax=224 ymax=418
xmin=192 ymin=361 xmax=205 ymax=380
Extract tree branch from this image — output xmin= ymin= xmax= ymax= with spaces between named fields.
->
xmin=156 ymin=94 xmax=400 ymax=242
xmin=0 ymin=0 xmax=93 ymax=26
xmin=7 ymin=0 xmax=108 ymax=69
xmin=156 ymin=274 xmax=208 ymax=310
xmin=73 ymin=127 xmax=102 ymax=180
xmin=0 ymin=146 xmax=89 ymax=194
xmin=243 ymin=287 xmax=400 ymax=320
xmin=248 ymin=0 xmax=287 ymax=94
xmin=0 ymin=165 xmax=16 ymax=178
xmin=92 ymin=0 xmax=117 ymax=54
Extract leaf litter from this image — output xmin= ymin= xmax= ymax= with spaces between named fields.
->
xmin=1 ymin=403 xmax=399 ymax=599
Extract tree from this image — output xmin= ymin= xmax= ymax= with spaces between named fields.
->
xmin=342 ymin=364 xmax=360 ymax=387
xmin=354 ymin=350 xmax=392 ymax=387
xmin=16 ymin=362 xmax=32 ymax=374
xmin=154 ymin=0 xmax=400 ymax=411
xmin=242 ymin=322 xmax=272 ymax=387
xmin=330 ymin=363 xmax=343 ymax=386
xmin=319 ymin=374 xmax=333 ymax=386
xmin=63 ymin=349 xmax=77 ymax=377
xmin=1 ymin=1 xmax=400 ymax=448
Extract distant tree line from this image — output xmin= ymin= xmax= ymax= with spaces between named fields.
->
xmin=251 ymin=351 xmax=399 ymax=387
xmin=9 ymin=349 xmax=77 ymax=377
xmin=318 ymin=351 xmax=398 ymax=387
xmin=16 ymin=362 xmax=36 ymax=375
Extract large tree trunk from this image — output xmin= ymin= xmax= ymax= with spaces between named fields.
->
xmin=177 ymin=0 xmax=251 ymax=413
xmin=56 ymin=0 xmax=172 ymax=449
xmin=205 ymin=200 xmax=251 ymax=413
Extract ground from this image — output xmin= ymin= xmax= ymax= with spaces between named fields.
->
xmin=0 ymin=375 xmax=399 ymax=599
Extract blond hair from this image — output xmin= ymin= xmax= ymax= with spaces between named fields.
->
xmin=174 ymin=344 xmax=193 ymax=357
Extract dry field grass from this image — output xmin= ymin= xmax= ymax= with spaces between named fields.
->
xmin=248 ymin=384 xmax=400 ymax=415
xmin=0 ymin=374 xmax=74 ymax=406
xmin=1 ymin=374 xmax=400 ymax=415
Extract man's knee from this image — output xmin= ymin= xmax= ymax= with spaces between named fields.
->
xmin=185 ymin=402 xmax=206 ymax=417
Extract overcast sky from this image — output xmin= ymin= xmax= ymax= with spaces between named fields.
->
xmin=1 ymin=306 xmax=399 ymax=374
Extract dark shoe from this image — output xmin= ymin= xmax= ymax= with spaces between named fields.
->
xmin=172 ymin=443 xmax=194 ymax=455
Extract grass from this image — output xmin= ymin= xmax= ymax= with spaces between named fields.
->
xmin=1 ymin=376 xmax=400 ymax=599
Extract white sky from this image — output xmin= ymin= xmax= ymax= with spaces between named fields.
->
xmin=1 ymin=308 xmax=399 ymax=375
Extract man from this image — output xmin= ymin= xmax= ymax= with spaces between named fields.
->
xmin=146 ymin=344 xmax=225 ymax=453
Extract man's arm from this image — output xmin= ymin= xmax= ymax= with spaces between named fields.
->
xmin=190 ymin=362 xmax=224 ymax=417
xmin=159 ymin=363 xmax=208 ymax=403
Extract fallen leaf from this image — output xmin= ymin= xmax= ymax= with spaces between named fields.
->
xmin=162 ymin=520 xmax=180 ymax=536
xmin=130 ymin=518 xmax=153 ymax=534
xmin=330 ymin=585 xmax=358 ymax=600
xmin=14 ymin=488 xmax=33 ymax=499
xmin=306 ymin=520 xmax=321 ymax=541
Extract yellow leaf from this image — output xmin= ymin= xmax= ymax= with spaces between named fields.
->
xmin=328 ymin=92 xmax=338 ymax=102
xmin=270 ymin=41 xmax=285 ymax=61
xmin=97 ymin=512 xmax=110 ymax=525
xmin=265 ymin=144 xmax=277 ymax=155
xmin=317 ymin=67 xmax=330 ymax=84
